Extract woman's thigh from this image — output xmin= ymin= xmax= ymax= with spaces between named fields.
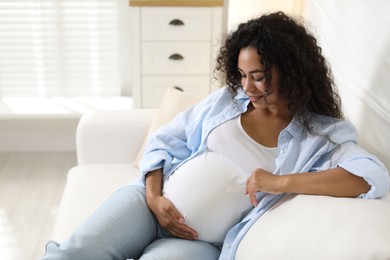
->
xmin=139 ymin=238 xmax=221 ymax=260
xmin=42 ymin=185 xmax=158 ymax=260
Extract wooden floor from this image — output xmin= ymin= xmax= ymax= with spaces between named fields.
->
xmin=0 ymin=152 xmax=76 ymax=260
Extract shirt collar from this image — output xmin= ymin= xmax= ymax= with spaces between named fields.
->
xmin=235 ymin=87 xmax=248 ymax=100
xmin=284 ymin=115 xmax=305 ymax=141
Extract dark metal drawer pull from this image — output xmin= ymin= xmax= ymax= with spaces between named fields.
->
xmin=169 ymin=54 xmax=184 ymax=60
xmin=173 ymin=86 xmax=184 ymax=92
xmin=169 ymin=19 xmax=184 ymax=26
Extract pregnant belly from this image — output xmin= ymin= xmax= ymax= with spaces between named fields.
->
xmin=163 ymin=151 xmax=252 ymax=244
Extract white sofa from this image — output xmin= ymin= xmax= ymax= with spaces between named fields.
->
xmin=50 ymin=106 xmax=390 ymax=260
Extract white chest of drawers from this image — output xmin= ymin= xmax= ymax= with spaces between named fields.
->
xmin=130 ymin=4 xmax=224 ymax=108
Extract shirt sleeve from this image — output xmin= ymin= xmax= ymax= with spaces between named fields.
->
xmin=336 ymin=142 xmax=390 ymax=199
xmin=138 ymin=90 xmax=221 ymax=184
xmin=138 ymin=110 xmax=193 ymax=184
xmin=308 ymin=117 xmax=390 ymax=199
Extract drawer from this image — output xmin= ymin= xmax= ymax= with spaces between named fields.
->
xmin=141 ymin=76 xmax=210 ymax=108
xmin=142 ymin=42 xmax=211 ymax=75
xmin=141 ymin=7 xmax=212 ymax=41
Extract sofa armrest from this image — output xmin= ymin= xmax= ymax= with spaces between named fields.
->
xmin=236 ymin=193 xmax=390 ymax=259
xmin=76 ymin=109 xmax=156 ymax=165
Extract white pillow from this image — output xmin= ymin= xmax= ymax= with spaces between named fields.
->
xmin=163 ymin=151 xmax=252 ymax=244
xmin=132 ymin=87 xmax=201 ymax=167
xmin=236 ymin=193 xmax=390 ymax=260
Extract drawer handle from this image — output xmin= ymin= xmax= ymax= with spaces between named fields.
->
xmin=173 ymin=86 xmax=184 ymax=92
xmin=169 ymin=53 xmax=184 ymax=60
xmin=169 ymin=19 xmax=184 ymax=26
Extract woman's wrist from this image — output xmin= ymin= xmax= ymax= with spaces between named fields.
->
xmin=277 ymin=175 xmax=291 ymax=194
xmin=145 ymin=169 xmax=163 ymax=204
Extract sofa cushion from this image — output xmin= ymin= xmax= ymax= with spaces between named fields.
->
xmin=132 ymin=87 xmax=201 ymax=167
xmin=236 ymin=193 xmax=390 ymax=260
xmin=51 ymin=164 xmax=139 ymax=242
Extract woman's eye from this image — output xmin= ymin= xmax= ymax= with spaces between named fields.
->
xmin=254 ymin=77 xmax=264 ymax=82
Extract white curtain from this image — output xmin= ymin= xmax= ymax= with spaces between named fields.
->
xmin=0 ymin=0 xmax=124 ymax=97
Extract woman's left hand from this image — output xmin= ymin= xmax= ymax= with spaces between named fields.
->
xmin=245 ymin=168 xmax=284 ymax=206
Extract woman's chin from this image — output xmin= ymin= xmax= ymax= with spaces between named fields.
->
xmin=250 ymin=101 xmax=268 ymax=109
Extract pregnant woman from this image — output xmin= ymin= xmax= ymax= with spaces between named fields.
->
xmin=42 ymin=12 xmax=389 ymax=260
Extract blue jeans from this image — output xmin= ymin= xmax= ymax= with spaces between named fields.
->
xmin=42 ymin=185 xmax=220 ymax=260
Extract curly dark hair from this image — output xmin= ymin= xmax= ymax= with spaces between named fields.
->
xmin=215 ymin=11 xmax=343 ymax=123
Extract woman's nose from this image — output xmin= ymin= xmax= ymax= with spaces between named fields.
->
xmin=242 ymin=78 xmax=254 ymax=92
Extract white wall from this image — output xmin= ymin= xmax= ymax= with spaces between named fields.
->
xmin=304 ymin=0 xmax=390 ymax=170
xmin=227 ymin=0 xmax=306 ymax=31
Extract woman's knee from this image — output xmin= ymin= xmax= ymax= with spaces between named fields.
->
xmin=140 ymin=238 xmax=221 ymax=260
xmin=41 ymin=185 xmax=158 ymax=260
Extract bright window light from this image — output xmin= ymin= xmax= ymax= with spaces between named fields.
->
xmin=50 ymin=97 xmax=94 ymax=114
xmin=72 ymin=97 xmax=133 ymax=110
xmin=0 ymin=97 xmax=133 ymax=115
xmin=2 ymin=97 xmax=70 ymax=114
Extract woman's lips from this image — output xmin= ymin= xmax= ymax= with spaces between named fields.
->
xmin=249 ymin=96 xmax=262 ymax=102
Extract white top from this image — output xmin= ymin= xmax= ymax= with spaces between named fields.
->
xmin=163 ymin=115 xmax=278 ymax=244
xmin=207 ymin=115 xmax=277 ymax=177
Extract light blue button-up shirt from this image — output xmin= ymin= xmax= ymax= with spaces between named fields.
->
xmin=137 ymin=86 xmax=390 ymax=259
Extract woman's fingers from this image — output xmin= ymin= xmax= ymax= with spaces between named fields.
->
xmin=246 ymin=172 xmax=261 ymax=206
xmin=246 ymin=168 xmax=283 ymax=206
xmin=165 ymin=206 xmax=198 ymax=239
xmin=157 ymin=197 xmax=198 ymax=240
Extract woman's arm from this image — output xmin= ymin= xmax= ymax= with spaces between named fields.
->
xmin=245 ymin=167 xmax=370 ymax=206
xmin=139 ymin=86 xmax=232 ymax=184
xmin=145 ymin=169 xmax=198 ymax=240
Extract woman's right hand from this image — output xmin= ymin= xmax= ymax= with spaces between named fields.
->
xmin=146 ymin=195 xmax=198 ymax=240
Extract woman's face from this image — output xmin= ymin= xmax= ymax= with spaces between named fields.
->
xmin=238 ymin=47 xmax=286 ymax=111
